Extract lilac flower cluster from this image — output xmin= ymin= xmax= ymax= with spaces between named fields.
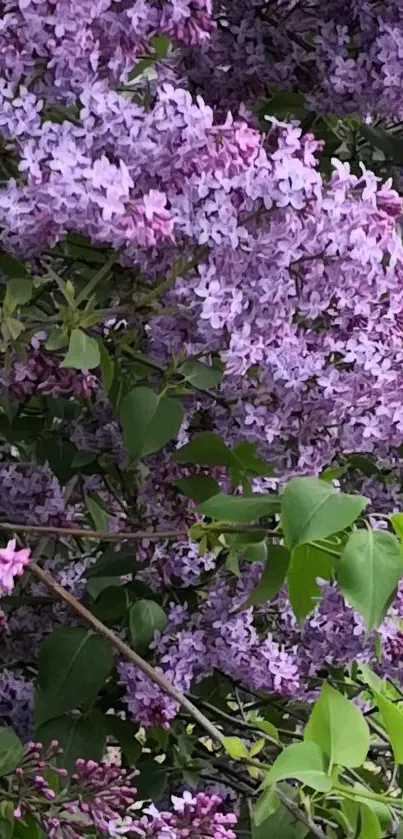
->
xmin=8 ymin=742 xmax=237 ymax=839
xmin=133 ymin=791 xmax=237 ymax=839
xmin=10 ymin=743 xmax=137 ymax=838
xmin=185 ymin=0 xmax=403 ymax=121
xmin=0 ymin=463 xmax=66 ymax=525
xmin=0 ymin=347 xmax=97 ymax=399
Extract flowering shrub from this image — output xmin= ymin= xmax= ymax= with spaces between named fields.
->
xmin=2 ymin=1 xmax=403 ymax=837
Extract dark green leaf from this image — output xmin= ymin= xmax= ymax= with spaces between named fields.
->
xmin=0 ymin=255 xmax=28 ymax=278
xmin=135 ymin=759 xmax=167 ymax=801
xmin=36 ymin=712 xmax=106 ymax=774
xmin=173 ymin=432 xmax=236 ymax=467
xmin=13 ymin=817 xmax=44 ymax=839
xmin=179 ymin=359 xmax=222 ymax=390
xmin=98 ymin=340 xmax=115 ymax=394
xmin=92 ymin=586 xmax=129 ymax=622
xmin=304 ymin=683 xmax=369 ymax=769
xmin=86 ymin=577 xmax=121 ymax=600
xmin=120 ymin=388 xmax=183 ymax=460
xmin=196 ymin=492 xmax=280 ymax=523
xmin=262 ymin=741 xmax=332 ymax=792
xmin=104 ymin=715 xmax=141 ymax=765
xmin=281 ymin=477 xmax=367 ymax=551
xmin=238 ymin=546 xmax=290 ymax=610
xmin=232 ymin=441 xmax=274 ymax=477
xmin=287 ymin=544 xmax=332 ymax=622
xmin=86 ymin=548 xmax=136 ymax=578
xmin=129 ymin=600 xmax=167 ymax=652
xmin=361 ymin=124 xmax=403 ymax=163
xmin=337 ymin=530 xmax=403 ymax=630
xmin=61 ymin=328 xmax=100 ymax=370
xmin=175 ymin=475 xmax=220 ymax=503
xmin=0 ymin=728 xmax=23 ymax=776
xmin=36 ymin=628 xmax=114 ymax=725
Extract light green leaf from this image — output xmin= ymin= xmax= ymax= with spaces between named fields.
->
xmin=120 ymin=388 xmax=183 ymax=460
xmin=238 ymin=546 xmax=290 ymax=611
xmin=252 ymin=783 xmax=308 ymax=839
xmin=390 ymin=512 xmax=403 ymax=541
xmin=86 ymin=493 xmax=110 ymax=531
xmin=222 ymin=736 xmax=249 ymax=760
xmin=287 ymin=544 xmax=332 ymax=622
xmin=254 ymin=788 xmax=279 ymax=827
xmin=4 ymin=276 xmax=32 ymax=314
xmin=0 ymin=728 xmax=23 ymax=776
xmin=196 ymin=492 xmax=280 ymax=523
xmin=281 ymin=477 xmax=367 ymax=551
xmin=179 ymin=359 xmax=222 ymax=390
xmin=61 ymin=328 xmax=100 ymax=370
xmin=35 ymin=628 xmax=114 ymax=726
xmin=358 ymin=804 xmax=382 ymax=839
xmin=129 ymin=600 xmax=167 ymax=652
xmin=262 ymin=741 xmax=332 ymax=792
xmin=249 ymin=713 xmax=279 ymax=742
xmin=337 ymin=529 xmax=403 ymax=630
xmin=361 ymin=124 xmax=403 ymax=163
xmin=376 ymin=693 xmax=403 ymax=763
xmin=304 ymin=683 xmax=369 ymax=769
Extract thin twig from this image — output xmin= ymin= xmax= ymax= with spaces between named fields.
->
xmin=0 ymin=522 xmax=273 ymax=541
xmin=276 ymin=790 xmax=327 ymax=839
xmin=29 ymin=560 xmax=223 ymax=744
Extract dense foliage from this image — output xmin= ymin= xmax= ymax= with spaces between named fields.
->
xmin=4 ymin=0 xmax=403 ymax=836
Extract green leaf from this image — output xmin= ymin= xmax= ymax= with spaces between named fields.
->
xmin=196 ymin=492 xmax=280 ymax=523
xmin=93 ymin=586 xmax=129 ymax=622
xmin=36 ymin=712 xmax=106 ymax=774
xmin=232 ymin=441 xmax=274 ymax=478
xmin=222 ymin=736 xmax=249 ymax=760
xmin=120 ymin=388 xmax=183 ymax=460
xmin=254 ymin=788 xmax=279 ymax=827
xmin=87 ymin=576 xmax=121 ymax=600
xmin=135 ymin=759 xmax=167 ymax=801
xmin=0 ymin=255 xmax=28 ymax=278
xmin=287 ymin=544 xmax=332 ymax=622
xmin=86 ymin=493 xmax=110 ymax=531
xmin=4 ymin=276 xmax=33 ymax=314
xmin=304 ymin=683 xmax=369 ymax=769
xmin=376 ymin=694 xmax=403 ymax=763
xmin=175 ymin=475 xmax=220 ymax=503
xmin=173 ymin=432 xmax=236 ymax=467
xmin=358 ymin=804 xmax=382 ymax=839
xmin=390 ymin=513 xmax=403 ymax=541
xmin=252 ymin=784 xmax=308 ymax=839
xmin=13 ymin=816 xmax=44 ymax=839
xmin=61 ymin=328 xmax=100 ymax=370
xmin=249 ymin=713 xmax=279 ymax=742
xmin=179 ymin=359 xmax=222 ymax=390
xmin=337 ymin=529 xmax=403 ymax=630
xmin=129 ymin=600 xmax=167 ymax=652
xmin=262 ymin=741 xmax=332 ymax=792
xmin=98 ymin=340 xmax=115 ymax=394
xmin=281 ymin=477 xmax=367 ymax=551
xmin=0 ymin=728 xmax=23 ymax=776
xmin=35 ymin=628 xmax=114 ymax=725
xmin=86 ymin=548 xmax=136 ymax=578
xmin=104 ymin=715 xmax=141 ymax=766
xmin=361 ymin=124 xmax=403 ymax=163
xmin=238 ymin=546 xmax=290 ymax=610
xmin=151 ymin=33 xmax=170 ymax=58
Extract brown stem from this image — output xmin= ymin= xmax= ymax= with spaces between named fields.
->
xmin=0 ymin=522 xmax=270 ymax=542
xmin=29 ymin=561 xmax=223 ymax=744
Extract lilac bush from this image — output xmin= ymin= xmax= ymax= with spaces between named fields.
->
xmin=2 ymin=1 xmax=403 ymax=837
